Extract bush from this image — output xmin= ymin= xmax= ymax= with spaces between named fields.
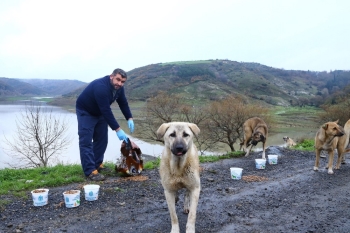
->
xmin=294 ymin=138 xmax=314 ymax=151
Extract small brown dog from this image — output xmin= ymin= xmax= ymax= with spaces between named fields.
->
xmin=283 ymin=136 xmax=297 ymax=147
xmin=314 ymin=119 xmax=350 ymax=174
xmin=240 ymin=117 xmax=268 ymax=159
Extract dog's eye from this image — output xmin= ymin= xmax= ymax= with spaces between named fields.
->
xmin=169 ymin=132 xmax=176 ymax=137
xmin=183 ymin=132 xmax=189 ymax=137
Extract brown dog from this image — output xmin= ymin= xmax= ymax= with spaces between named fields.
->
xmin=157 ymin=122 xmax=200 ymax=233
xmin=241 ymin=117 xmax=268 ymax=159
xmin=283 ymin=136 xmax=297 ymax=147
xmin=314 ymin=119 xmax=350 ymax=174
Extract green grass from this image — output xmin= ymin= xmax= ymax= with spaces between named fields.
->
xmin=0 ymin=151 xmax=243 ymax=198
xmin=143 ymin=157 xmax=161 ymax=169
xmin=199 ymin=151 xmax=244 ymax=162
xmin=0 ymin=146 xmax=308 ymax=210
xmin=292 ymin=138 xmax=315 ymax=151
xmin=0 ymin=164 xmax=85 ymax=196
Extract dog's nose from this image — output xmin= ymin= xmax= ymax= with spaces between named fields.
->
xmin=171 ymin=142 xmax=187 ymax=156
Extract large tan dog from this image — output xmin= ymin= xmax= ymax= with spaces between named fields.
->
xmin=157 ymin=122 xmax=200 ymax=233
xmin=241 ymin=117 xmax=268 ymax=159
xmin=314 ymin=119 xmax=350 ymax=174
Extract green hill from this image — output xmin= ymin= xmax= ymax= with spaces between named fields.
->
xmin=124 ymin=60 xmax=350 ymax=106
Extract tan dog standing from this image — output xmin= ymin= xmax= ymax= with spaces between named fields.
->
xmin=241 ymin=117 xmax=268 ymax=159
xmin=157 ymin=122 xmax=200 ymax=233
xmin=314 ymin=119 xmax=350 ymax=174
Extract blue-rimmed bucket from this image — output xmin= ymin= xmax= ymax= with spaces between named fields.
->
xmin=255 ymin=159 xmax=266 ymax=169
xmin=83 ymin=185 xmax=100 ymax=201
xmin=63 ymin=190 xmax=81 ymax=208
xmin=31 ymin=189 xmax=49 ymax=206
xmin=230 ymin=167 xmax=243 ymax=180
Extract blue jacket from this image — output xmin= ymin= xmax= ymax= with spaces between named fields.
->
xmin=76 ymin=75 xmax=132 ymax=130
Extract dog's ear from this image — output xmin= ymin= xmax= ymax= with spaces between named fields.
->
xmin=322 ymin=123 xmax=329 ymax=130
xmin=188 ymin=123 xmax=200 ymax=136
xmin=334 ymin=119 xmax=339 ymax=124
xmin=156 ymin=123 xmax=170 ymax=140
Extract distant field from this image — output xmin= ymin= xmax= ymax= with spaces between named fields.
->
xmin=271 ymin=106 xmax=322 ymax=133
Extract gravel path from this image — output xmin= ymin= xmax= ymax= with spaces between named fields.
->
xmin=1 ymin=146 xmax=350 ymax=233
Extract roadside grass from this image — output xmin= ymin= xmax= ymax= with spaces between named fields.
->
xmin=291 ymin=138 xmax=315 ymax=151
xmin=0 ymin=150 xmax=244 ymax=200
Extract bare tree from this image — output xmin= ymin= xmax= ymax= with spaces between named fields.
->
xmin=178 ymin=105 xmax=219 ymax=155
xmin=137 ymin=92 xmax=185 ymax=142
xmin=207 ymin=95 xmax=270 ymax=152
xmin=2 ymin=102 xmax=71 ymax=168
xmin=137 ymin=93 xmax=272 ymax=154
xmin=137 ymin=92 xmax=220 ymax=155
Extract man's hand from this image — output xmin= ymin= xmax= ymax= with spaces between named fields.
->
xmin=128 ymin=119 xmax=134 ymax=134
xmin=116 ymin=129 xmax=127 ymax=141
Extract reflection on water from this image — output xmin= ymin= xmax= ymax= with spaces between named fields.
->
xmin=0 ymin=102 xmax=164 ymax=169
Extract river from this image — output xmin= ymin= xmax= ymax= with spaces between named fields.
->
xmin=0 ymin=101 xmax=164 ymax=169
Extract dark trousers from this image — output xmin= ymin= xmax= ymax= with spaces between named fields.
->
xmin=76 ymin=108 xmax=108 ymax=176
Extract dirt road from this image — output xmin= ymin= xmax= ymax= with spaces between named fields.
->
xmin=1 ymin=146 xmax=350 ymax=233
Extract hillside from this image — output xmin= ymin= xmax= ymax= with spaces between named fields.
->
xmin=3 ymin=60 xmax=350 ymax=106
xmin=124 ymin=60 xmax=350 ymax=106
xmin=0 ymin=78 xmax=87 ymax=97
xmin=19 ymin=79 xmax=86 ymax=96
xmin=0 ymin=77 xmax=45 ymax=96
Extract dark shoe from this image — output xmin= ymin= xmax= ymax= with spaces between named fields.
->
xmin=97 ymin=164 xmax=112 ymax=173
xmin=88 ymin=170 xmax=105 ymax=181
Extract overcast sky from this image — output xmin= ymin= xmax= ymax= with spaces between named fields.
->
xmin=1 ymin=0 xmax=349 ymax=83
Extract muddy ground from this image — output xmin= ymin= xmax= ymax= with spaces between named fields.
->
xmin=1 ymin=146 xmax=350 ymax=233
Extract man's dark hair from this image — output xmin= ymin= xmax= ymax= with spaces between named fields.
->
xmin=112 ymin=68 xmax=127 ymax=79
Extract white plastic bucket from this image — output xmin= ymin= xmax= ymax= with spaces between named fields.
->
xmin=255 ymin=159 xmax=266 ymax=169
xmin=230 ymin=167 xmax=243 ymax=180
xmin=83 ymin=184 xmax=100 ymax=201
xmin=31 ymin=189 xmax=49 ymax=206
xmin=63 ymin=190 xmax=81 ymax=208
xmin=268 ymin=154 xmax=278 ymax=164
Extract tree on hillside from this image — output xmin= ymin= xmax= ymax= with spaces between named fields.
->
xmin=1 ymin=102 xmax=71 ymax=168
xmin=207 ymin=96 xmax=270 ymax=152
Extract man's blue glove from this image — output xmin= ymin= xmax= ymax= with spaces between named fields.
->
xmin=128 ymin=119 xmax=134 ymax=134
xmin=116 ymin=129 xmax=128 ymax=141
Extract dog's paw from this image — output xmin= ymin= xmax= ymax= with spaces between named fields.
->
xmin=327 ymin=170 xmax=334 ymax=175
xmin=186 ymin=224 xmax=195 ymax=233
xmin=170 ymin=225 xmax=180 ymax=233
xmin=183 ymin=208 xmax=189 ymax=214
xmin=313 ymin=166 xmax=319 ymax=171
